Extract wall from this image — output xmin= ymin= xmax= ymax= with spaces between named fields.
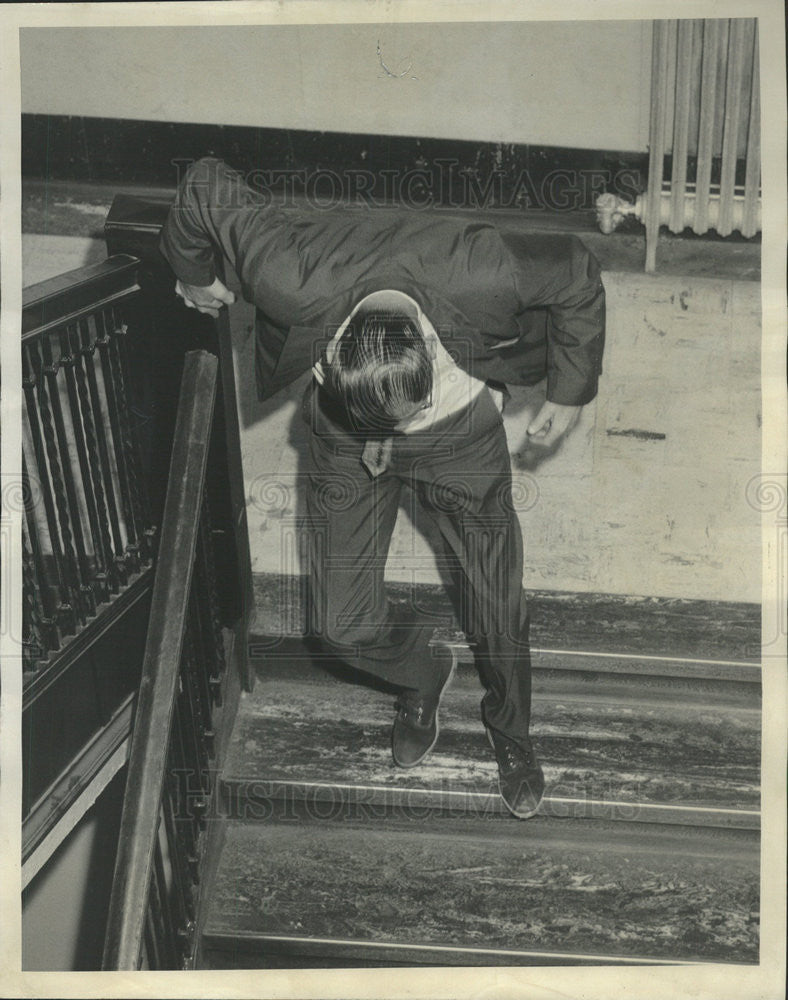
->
xmin=21 ymin=22 xmax=652 ymax=152
xmin=22 ymin=773 xmax=125 ymax=970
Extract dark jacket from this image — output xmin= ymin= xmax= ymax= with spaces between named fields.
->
xmin=160 ymin=157 xmax=605 ymax=405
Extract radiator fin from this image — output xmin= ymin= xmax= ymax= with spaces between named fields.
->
xmin=644 ymin=17 xmax=760 ymax=270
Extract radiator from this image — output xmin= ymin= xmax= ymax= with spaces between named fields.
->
xmin=596 ymin=18 xmax=761 ymax=271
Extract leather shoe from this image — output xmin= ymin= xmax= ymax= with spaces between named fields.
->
xmin=487 ymin=727 xmax=545 ymax=819
xmin=391 ymin=646 xmax=456 ymax=768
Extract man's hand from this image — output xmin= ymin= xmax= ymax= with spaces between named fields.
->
xmin=526 ymin=400 xmax=582 ymax=449
xmin=175 ymin=277 xmax=236 ymax=318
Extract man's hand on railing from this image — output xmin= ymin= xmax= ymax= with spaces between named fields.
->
xmin=175 ymin=277 xmax=236 ymax=318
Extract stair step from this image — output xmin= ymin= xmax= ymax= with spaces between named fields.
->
xmin=249 ymin=638 xmax=762 ymax=697
xmin=250 ymin=578 xmax=761 ymax=663
xmin=201 ymin=811 xmax=759 ymax=966
xmin=220 ymin=656 xmax=760 ymax=825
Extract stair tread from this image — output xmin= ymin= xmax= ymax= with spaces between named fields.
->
xmin=251 ymin=577 xmax=761 ymax=662
xmin=203 ymin=814 xmax=759 ymax=965
xmin=222 ymin=661 xmax=760 ymax=814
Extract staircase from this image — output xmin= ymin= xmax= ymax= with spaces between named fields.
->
xmin=22 ymin=204 xmax=762 ymax=972
xmin=197 ymin=594 xmax=760 ymax=969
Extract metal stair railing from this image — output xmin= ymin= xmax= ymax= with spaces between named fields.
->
xmin=102 ymin=350 xmax=221 ymax=970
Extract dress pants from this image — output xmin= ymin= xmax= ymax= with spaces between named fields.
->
xmin=303 ymin=381 xmax=533 ymax=742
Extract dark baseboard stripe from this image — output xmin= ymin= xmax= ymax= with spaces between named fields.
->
xmin=22 ymin=113 xmax=649 ymax=212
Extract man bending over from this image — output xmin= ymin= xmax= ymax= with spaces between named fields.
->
xmin=160 ymin=158 xmax=605 ymax=818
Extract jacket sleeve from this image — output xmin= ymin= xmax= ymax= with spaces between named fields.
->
xmin=505 ymin=232 xmax=606 ymax=406
xmin=159 ymin=157 xmax=261 ymax=289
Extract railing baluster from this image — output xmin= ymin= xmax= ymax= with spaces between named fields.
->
xmin=176 ymin=651 xmax=210 ymax=812
xmin=23 ymin=343 xmax=78 ymax=635
xmin=151 ymin=831 xmax=179 ymax=969
xmin=169 ymin=740 xmax=203 ymax=886
xmin=112 ymin=304 xmax=155 ymax=546
xmin=74 ymin=318 xmax=121 ymax=594
xmin=162 ymin=803 xmax=196 ymax=971
xmin=168 ymin=719 xmax=202 ymax=886
xmin=79 ymin=317 xmax=129 ymax=586
xmin=22 ymin=454 xmax=62 ymax=659
xmin=187 ymin=586 xmax=216 ymax=758
xmin=109 ymin=306 xmax=150 ymax=557
xmin=162 ymin=776 xmax=197 ymax=927
xmin=169 ymin=700 xmax=205 ymax=864
xmin=40 ymin=333 xmax=96 ymax=619
xmin=34 ymin=337 xmax=89 ymax=620
xmin=22 ymin=519 xmax=45 ymax=672
xmin=143 ymin=908 xmax=160 ymax=971
xmin=95 ymin=312 xmax=139 ymax=572
xmin=196 ymin=494 xmax=227 ymax=707
xmin=146 ymin=840 xmax=166 ymax=969
xmin=60 ymin=325 xmax=111 ymax=605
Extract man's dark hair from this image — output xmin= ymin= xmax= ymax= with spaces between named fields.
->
xmin=323 ymin=309 xmax=432 ymax=431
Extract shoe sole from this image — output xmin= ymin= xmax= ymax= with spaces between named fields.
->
xmin=393 ymin=649 xmax=457 ymax=769
xmin=485 ymin=726 xmax=542 ymax=820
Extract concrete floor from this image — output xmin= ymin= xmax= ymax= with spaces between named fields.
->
xmin=22 ymin=233 xmax=107 ymax=286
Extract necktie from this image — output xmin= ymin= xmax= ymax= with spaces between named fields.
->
xmin=361 ymin=436 xmax=394 ymax=478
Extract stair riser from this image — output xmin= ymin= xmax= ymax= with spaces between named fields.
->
xmin=219 ymin=781 xmax=760 ymax=830
xmin=200 ymin=934 xmax=718 ymax=968
xmin=252 ymin=651 xmax=762 ymax=706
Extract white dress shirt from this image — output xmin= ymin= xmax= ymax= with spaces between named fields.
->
xmin=312 ymin=289 xmax=502 ymax=433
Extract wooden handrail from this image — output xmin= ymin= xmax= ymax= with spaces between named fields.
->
xmin=23 ymin=255 xmax=141 ymax=341
xmin=102 ymin=350 xmax=218 ymax=970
